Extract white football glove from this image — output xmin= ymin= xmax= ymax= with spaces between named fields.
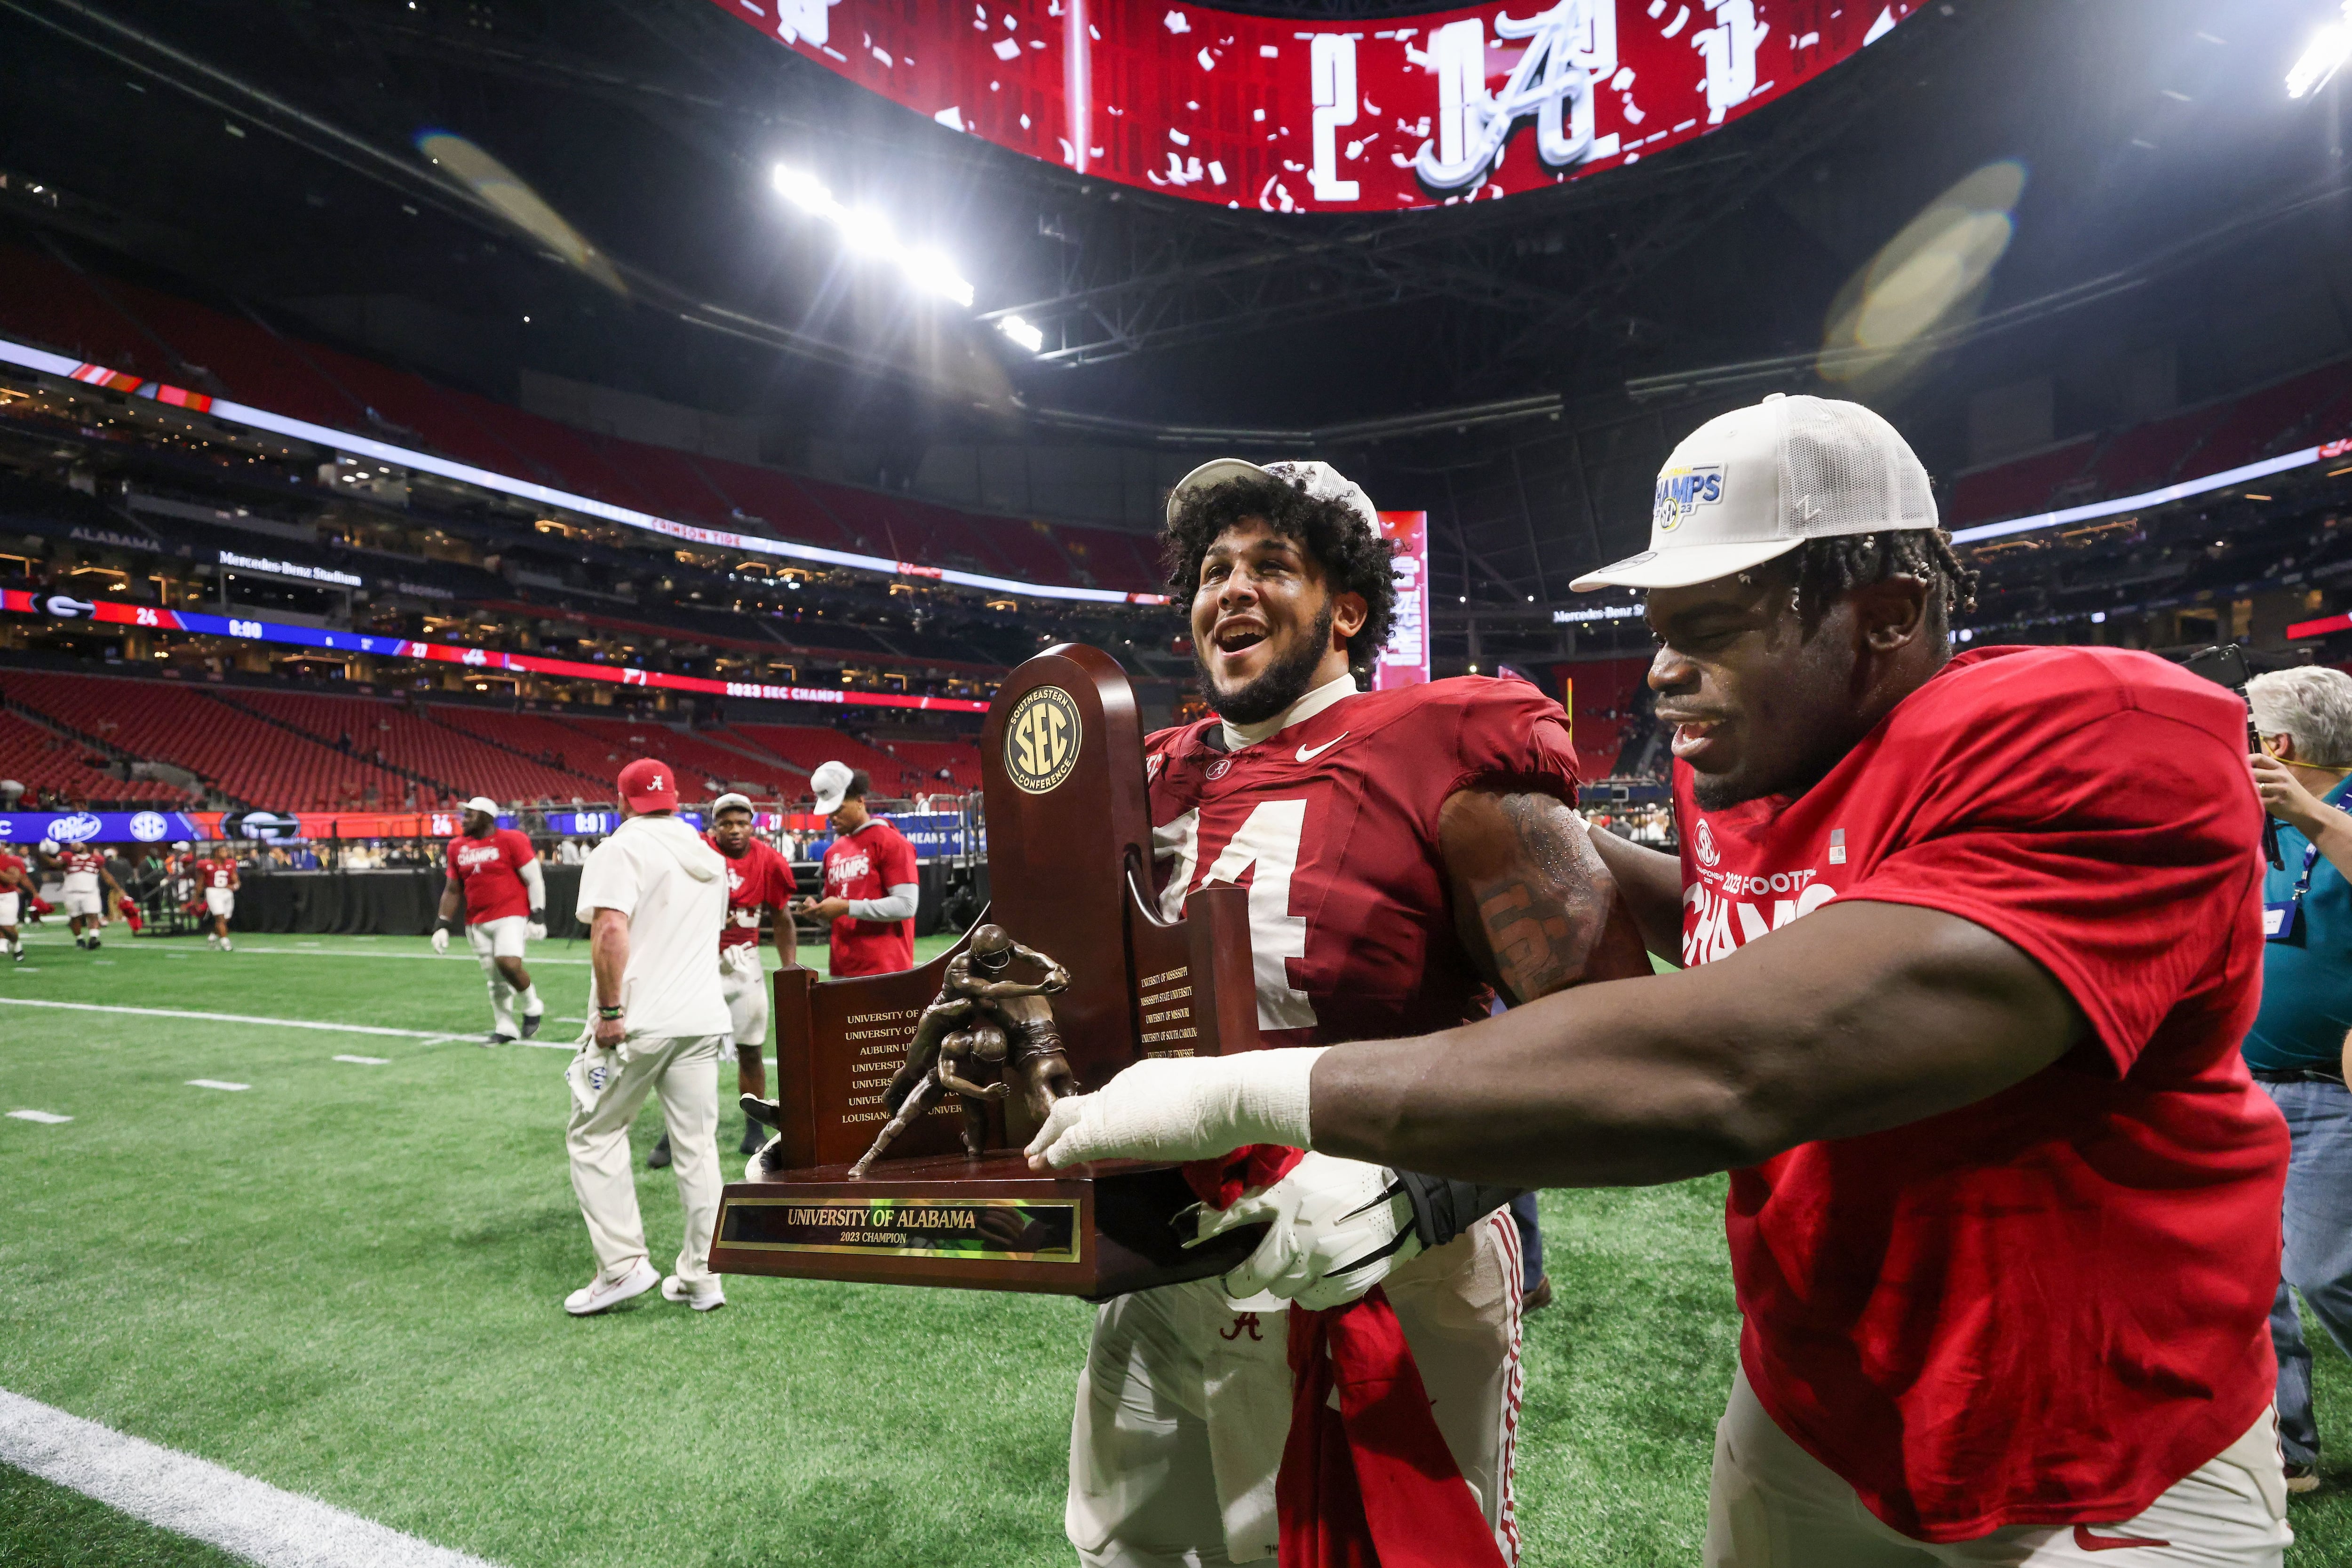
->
xmin=1024 ymin=1047 xmax=1327 ymax=1169
xmin=1200 ymin=1152 xmax=1422 ymax=1311
xmin=430 ymin=926 xmax=450 ymax=955
xmin=527 ymin=919 xmax=548 ymax=942
xmin=722 ymin=943 xmax=760 ymax=976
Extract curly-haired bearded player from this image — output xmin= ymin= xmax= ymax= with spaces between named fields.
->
xmin=1066 ymin=459 xmax=1650 ymax=1568
xmin=1036 ymin=399 xmax=2296 ymax=1567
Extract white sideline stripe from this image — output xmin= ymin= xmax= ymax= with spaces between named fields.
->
xmin=186 ymin=1080 xmax=250 ymax=1092
xmin=0 ymin=998 xmax=454 ymax=1038
xmin=333 ymin=1055 xmax=390 ymax=1066
xmin=233 ymin=949 xmax=592 ymax=966
xmin=7 ymin=1109 xmax=72 ymax=1124
xmin=0 ymin=1386 xmax=504 ymax=1568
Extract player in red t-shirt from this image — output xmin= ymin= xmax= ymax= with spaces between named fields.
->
xmin=647 ymin=792 xmax=798 ymax=1171
xmin=1034 ymin=400 xmax=2297 ymax=1565
xmin=1035 ymin=459 xmax=1649 ymax=1568
xmin=797 ymin=765 xmax=918 ymax=977
xmin=432 ymin=797 xmax=547 ymax=1043
xmin=195 ymin=847 xmax=240 ymax=950
xmin=0 ymin=846 xmax=29 ymax=963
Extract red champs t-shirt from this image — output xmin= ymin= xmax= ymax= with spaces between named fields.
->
xmin=1674 ymin=645 xmax=2287 ymax=1542
xmin=821 ymin=818 xmax=917 ymax=976
xmin=445 ymin=827 xmax=536 ymax=925
xmin=707 ymin=834 xmax=797 ymax=950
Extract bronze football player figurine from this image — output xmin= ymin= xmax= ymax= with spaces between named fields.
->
xmin=847 ymin=924 xmax=1077 ymax=1178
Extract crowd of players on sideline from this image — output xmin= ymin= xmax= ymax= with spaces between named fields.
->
xmin=0 ymin=835 xmax=242 ymax=958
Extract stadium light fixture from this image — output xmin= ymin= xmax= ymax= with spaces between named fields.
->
xmin=2288 ymin=3 xmax=2352 ymax=98
xmin=997 ymin=314 xmax=1045 ymax=353
xmin=771 ymin=163 xmax=974 ymax=308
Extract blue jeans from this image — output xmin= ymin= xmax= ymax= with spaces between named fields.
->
xmin=2264 ymin=1076 xmax=2352 ymax=1466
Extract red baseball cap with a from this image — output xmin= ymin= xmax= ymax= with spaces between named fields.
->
xmin=616 ymin=757 xmax=678 ymax=812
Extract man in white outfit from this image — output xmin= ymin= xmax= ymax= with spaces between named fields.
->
xmin=561 ymin=757 xmax=733 ymax=1316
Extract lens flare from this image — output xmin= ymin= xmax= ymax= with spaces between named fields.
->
xmin=1818 ymin=159 xmax=2026 ymax=392
xmin=416 ymin=131 xmax=626 ymax=296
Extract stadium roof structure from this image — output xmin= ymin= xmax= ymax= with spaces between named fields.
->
xmin=2 ymin=0 xmax=2349 ymax=608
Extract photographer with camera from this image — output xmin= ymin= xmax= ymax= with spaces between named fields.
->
xmin=2245 ymin=666 xmax=2352 ymax=1494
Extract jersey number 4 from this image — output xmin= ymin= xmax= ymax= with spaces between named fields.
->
xmin=1155 ymin=800 xmax=1316 ymax=1031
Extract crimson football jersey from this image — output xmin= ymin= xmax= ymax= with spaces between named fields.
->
xmin=0 ymin=851 xmax=23 ymax=886
xmin=706 ymin=834 xmax=797 ymax=950
xmin=445 ymin=827 xmax=536 ymax=924
xmin=201 ymin=858 xmax=236 ymax=890
xmin=1145 ymin=677 xmax=1583 ymax=1047
xmin=60 ymin=849 xmax=104 ymax=881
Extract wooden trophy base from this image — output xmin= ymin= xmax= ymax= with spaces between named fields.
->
xmin=713 ymin=1152 xmax=1263 ymax=1300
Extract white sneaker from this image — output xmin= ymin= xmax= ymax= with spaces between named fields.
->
xmin=661 ymin=1274 xmax=727 ymax=1312
xmin=206 ymin=935 xmax=218 ymax=949
xmin=562 ymin=1259 xmax=659 ymax=1316
xmin=220 ymin=938 xmax=231 ymax=951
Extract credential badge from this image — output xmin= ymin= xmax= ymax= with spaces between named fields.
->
xmin=1005 ymin=685 xmax=1083 ymax=795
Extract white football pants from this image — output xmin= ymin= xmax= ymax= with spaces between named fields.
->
xmin=1704 ymin=1367 xmax=2293 ymax=1567
xmin=721 ymin=950 xmax=769 ymax=1048
xmin=565 ymin=1032 xmax=724 ymax=1289
xmin=1067 ymin=1209 xmax=1524 ymax=1568
xmin=467 ymin=916 xmax=530 ymax=1036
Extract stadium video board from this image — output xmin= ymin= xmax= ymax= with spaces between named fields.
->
xmin=1375 ymin=509 xmax=1430 ymax=690
xmin=710 ymin=0 xmax=1913 ymax=212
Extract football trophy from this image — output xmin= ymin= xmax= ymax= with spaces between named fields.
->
xmin=715 ymin=644 xmax=1265 ymax=1297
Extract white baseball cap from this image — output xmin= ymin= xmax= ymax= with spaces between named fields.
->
xmin=1166 ymin=459 xmax=1381 ymax=537
xmin=710 ymin=791 xmax=755 ymax=817
xmin=1570 ymin=394 xmax=1939 ymax=593
xmin=462 ymin=796 xmax=500 ymax=816
xmin=810 ymin=760 xmax=858 ymax=816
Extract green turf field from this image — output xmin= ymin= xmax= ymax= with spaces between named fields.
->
xmin=3 ymin=925 xmax=2348 ymax=1566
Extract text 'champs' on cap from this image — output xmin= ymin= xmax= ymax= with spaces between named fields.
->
xmin=1570 ymin=394 xmax=1939 ymax=594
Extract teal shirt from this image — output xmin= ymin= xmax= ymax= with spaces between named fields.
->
xmin=2244 ymin=775 xmax=2352 ymax=1072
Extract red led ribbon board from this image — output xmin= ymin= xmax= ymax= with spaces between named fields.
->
xmin=710 ymin=0 xmax=1913 ymax=212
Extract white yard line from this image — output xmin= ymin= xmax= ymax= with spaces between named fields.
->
xmin=186 ymin=1080 xmax=250 ymax=1092
xmin=0 ymin=998 xmax=459 ymax=1039
xmin=0 ymin=1386 xmax=503 ymax=1568
xmin=228 ymin=948 xmax=593 ymax=966
xmin=7 ymin=1109 xmax=71 ymax=1124
xmin=333 ymin=1055 xmax=391 ymax=1066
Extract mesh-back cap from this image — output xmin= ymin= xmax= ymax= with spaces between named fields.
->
xmin=1570 ymin=393 xmax=1939 ymax=592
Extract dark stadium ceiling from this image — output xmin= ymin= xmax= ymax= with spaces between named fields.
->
xmin=0 ymin=0 xmax=2346 ymax=595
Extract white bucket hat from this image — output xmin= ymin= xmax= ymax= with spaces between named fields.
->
xmin=1571 ymin=394 xmax=1939 ymax=593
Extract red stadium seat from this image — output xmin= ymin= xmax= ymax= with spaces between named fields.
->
xmin=1947 ymin=439 xmax=2097 ymax=526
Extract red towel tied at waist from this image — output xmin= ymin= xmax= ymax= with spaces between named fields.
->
xmin=1184 ymin=1148 xmax=1505 ymax=1568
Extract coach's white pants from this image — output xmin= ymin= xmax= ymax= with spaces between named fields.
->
xmin=1068 ymin=1209 xmax=1523 ymax=1568
xmin=1703 ymin=1368 xmax=2292 ymax=1568
xmin=565 ymin=1032 xmax=724 ymax=1289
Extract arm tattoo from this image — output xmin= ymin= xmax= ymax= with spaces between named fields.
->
xmin=1447 ymin=792 xmax=1645 ymax=1004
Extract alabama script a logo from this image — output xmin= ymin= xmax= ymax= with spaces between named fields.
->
xmin=1414 ymin=0 xmax=1615 ymax=192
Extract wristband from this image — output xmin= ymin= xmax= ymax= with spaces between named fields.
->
xmin=597 ymin=1005 xmax=625 ymax=1020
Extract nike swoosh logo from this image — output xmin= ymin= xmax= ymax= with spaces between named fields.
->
xmin=2073 ymin=1525 xmax=2172 ymax=1552
xmin=1295 ymin=732 xmax=1349 ymax=763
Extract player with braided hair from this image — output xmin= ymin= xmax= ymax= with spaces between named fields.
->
xmin=1034 ymin=397 xmax=2296 ymax=1567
